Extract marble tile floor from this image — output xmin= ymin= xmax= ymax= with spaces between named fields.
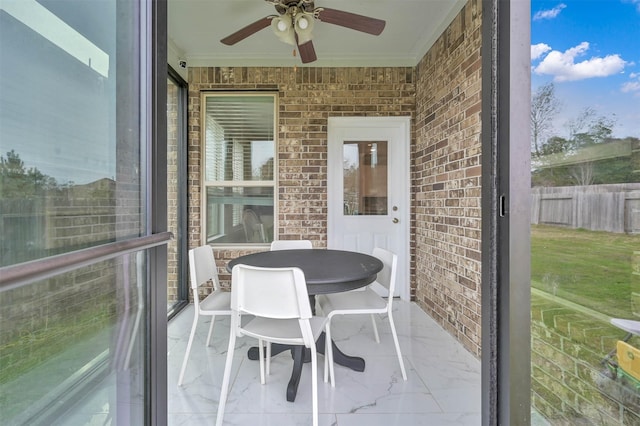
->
xmin=168 ymin=300 xmax=481 ymax=425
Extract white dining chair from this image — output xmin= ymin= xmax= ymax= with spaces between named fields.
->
xmin=270 ymin=239 xmax=313 ymax=250
xmin=178 ymin=245 xmax=232 ymax=386
xmin=265 ymin=239 xmax=313 ymax=373
xmin=242 ymin=208 xmax=266 ymax=243
xmin=216 ymin=264 xmax=328 ymax=426
xmin=317 ymin=247 xmax=407 ymax=386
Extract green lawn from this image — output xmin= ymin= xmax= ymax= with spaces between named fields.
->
xmin=531 ymin=224 xmax=640 ymax=319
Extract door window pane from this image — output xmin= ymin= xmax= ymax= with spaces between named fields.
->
xmin=343 ymin=141 xmax=388 ymax=215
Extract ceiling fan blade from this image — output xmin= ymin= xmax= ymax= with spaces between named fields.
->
xmin=297 ymin=40 xmax=317 ymax=64
xmin=316 ymin=8 xmax=385 ymax=35
xmin=220 ymin=17 xmax=272 ymax=45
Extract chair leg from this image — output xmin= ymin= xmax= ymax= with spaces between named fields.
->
xmin=323 ymin=332 xmax=329 ymax=383
xmin=310 ymin=343 xmax=319 ymax=426
xmin=388 ymin=312 xmax=407 ymax=380
xmin=206 ymin=315 xmax=216 ymax=347
xmin=258 ymin=339 xmax=266 ymax=384
xmin=326 ymin=320 xmax=336 ymax=387
xmin=266 ymin=342 xmax=272 ymax=376
xmin=178 ymin=313 xmax=199 ymax=386
xmin=370 ymin=314 xmax=380 ymax=343
xmin=323 ymin=327 xmax=328 ymax=383
xmin=324 ymin=328 xmax=334 ymax=387
xmin=324 ymin=330 xmax=329 ymax=383
xmin=216 ymin=329 xmax=236 ymax=426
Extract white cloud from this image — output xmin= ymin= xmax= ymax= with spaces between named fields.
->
xmin=622 ymin=73 xmax=640 ymax=95
xmin=622 ymin=81 xmax=640 ymax=93
xmin=531 ymin=43 xmax=552 ymax=60
xmin=533 ymin=42 xmax=627 ymax=82
xmin=625 ymin=0 xmax=640 ymax=12
xmin=533 ymin=3 xmax=567 ymax=20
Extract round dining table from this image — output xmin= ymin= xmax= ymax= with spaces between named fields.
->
xmin=227 ymin=248 xmax=383 ymax=402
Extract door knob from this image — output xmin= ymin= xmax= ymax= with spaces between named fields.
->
xmin=392 ymin=218 xmax=399 ymax=224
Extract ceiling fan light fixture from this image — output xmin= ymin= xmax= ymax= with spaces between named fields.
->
xmin=271 ymin=14 xmax=296 ymax=45
xmin=271 ymin=14 xmax=292 ymax=32
xmin=294 ymin=12 xmax=314 ymax=44
xmin=221 ymin=2 xmax=385 ymax=64
xmin=297 ymin=15 xmax=309 ymax=30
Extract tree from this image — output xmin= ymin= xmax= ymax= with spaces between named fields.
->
xmin=569 ymin=161 xmax=595 ymax=186
xmin=0 ymin=150 xmax=57 ymax=198
xmin=531 ymin=83 xmax=561 ymax=157
xmin=539 ymin=136 xmax=571 ymax=156
xmin=0 ymin=149 xmax=26 ymax=178
xmin=566 ymin=107 xmax=616 ymax=149
xmin=532 ymin=107 xmax=633 ymax=186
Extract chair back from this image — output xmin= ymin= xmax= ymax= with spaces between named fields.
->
xmin=188 ymin=245 xmax=221 ymax=292
xmin=231 ymin=264 xmax=316 ymax=345
xmin=231 ymin=264 xmax=311 ymax=320
xmin=270 ymin=240 xmax=313 ymax=250
xmin=372 ymin=247 xmax=398 ymax=294
xmin=243 ymin=209 xmax=265 ymax=243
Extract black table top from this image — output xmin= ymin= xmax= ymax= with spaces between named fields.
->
xmin=227 ymin=249 xmax=383 ymax=295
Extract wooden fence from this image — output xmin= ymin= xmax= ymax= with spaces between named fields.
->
xmin=531 ymin=184 xmax=640 ymax=234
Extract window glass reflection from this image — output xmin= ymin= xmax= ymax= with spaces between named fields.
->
xmin=205 ymin=186 xmax=274 ymax=244
xmin=203 ymin=94 xmax=276 ymax=245
xmin=0 ymin=1 xmax=147 ymax=422
xmin=0 ymin=252 xmax=146 ymax=424
xmin=530 ymin=1 xmax=640 ymax=422
xmin=0 ymin=0 xmax=143 ymax=268
xmin=343 ymin=141 xmax=388 ymax=215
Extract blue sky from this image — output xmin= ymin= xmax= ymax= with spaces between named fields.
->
xmin=531 ymin=0 xmax=640 ymax=138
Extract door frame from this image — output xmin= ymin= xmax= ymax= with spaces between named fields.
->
xmin=327 ymin=116 xmax=411 ymax=301
xmin=481 ymin=1 xmax=532 ymax=425
xmin=167 ymin=66 xmax=189 ymax=319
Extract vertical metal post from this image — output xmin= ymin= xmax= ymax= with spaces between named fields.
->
xmin=148 ymin=0 xmax=168 ymax=424
xmin=482 ymin=0 xmax=531 ymax=424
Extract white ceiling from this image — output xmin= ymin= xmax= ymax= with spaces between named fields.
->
xmin=168 ymin=0 xmax=466 ymax=68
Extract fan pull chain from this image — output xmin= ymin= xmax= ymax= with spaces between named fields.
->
xmin=292 ymin=49 xmax=297 ymax=72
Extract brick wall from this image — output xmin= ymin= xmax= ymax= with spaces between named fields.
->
xmin=413 ymin=0 xmax=483 ymax=357
xmin=532 ymin=293 xmax=640 ymax=424
xmin=183 ymin=0 xmax=483 ymax=358
xmin=49 ymin=179 xmax=116 ymax=249
xmin=186 ymin=66 xmax=416 ymax=290
xmin=0 ymin=183 xmax=119 ymax=387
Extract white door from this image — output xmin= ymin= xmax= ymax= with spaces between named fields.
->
xmin=327 ymin=116 xmax=410 ymax=300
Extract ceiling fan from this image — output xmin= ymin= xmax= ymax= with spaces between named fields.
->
xmin=220 ymin=0 xmax=386 ymax=64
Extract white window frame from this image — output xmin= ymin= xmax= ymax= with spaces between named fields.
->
xmin=200 ymin=92 xmax=278 ymax=247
